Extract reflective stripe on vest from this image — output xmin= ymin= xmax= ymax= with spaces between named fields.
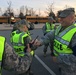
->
xmin=12 ymin=31 xmax=29 ymax=56
xmin=0 ymin=36 xmax=5 ymax=75
xmin=54 ymin=24 xmax=76 ymax=56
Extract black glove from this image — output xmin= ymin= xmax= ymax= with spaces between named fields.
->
xmin=29 ymin=43 xmax=37 ymax=50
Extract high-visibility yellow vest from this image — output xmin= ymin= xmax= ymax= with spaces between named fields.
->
xmin=10 ymin=30 xmax=17 ymax=43
xmin=12 ymin=31 xmax=29 ymax=56
xmin=10 ymin=30 xmax=31 ymax=43
xmin=11 ymin=30 xmax=34 ymax=56
xmin=46 ymin=22 xmax=54 ymax=32
xmin=26 ymin=30 xmax=32 ymax=40
xmin=54 ymin=24 xmax=76 ymax=56
xmin=0 ymin=36 xmax=5 ymax=75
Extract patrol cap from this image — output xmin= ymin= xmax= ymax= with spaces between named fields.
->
xmin=48 ymin=17 xmax=54 ymax=20
xmin=59 ymin=8 xmax=75 ymax=18
xmin=14 ymin=19 xmax=28 ymax=26
xmin=13 ymin=21 xmax=20 ymax=30
xmin=18 ymin=19 xmax=29 ymax=28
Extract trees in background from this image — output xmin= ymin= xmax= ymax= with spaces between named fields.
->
xmin=18 ymin=6 xmax=36 ymax=19
xmin=0 ymin=1 xmax=75 ymax=23
xmin=45 ymin=2 xmax=56 ymax=22
xmin=2 ymin=1 xmax=14 ymax=17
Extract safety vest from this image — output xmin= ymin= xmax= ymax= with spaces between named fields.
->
xmin=10 ymin=30 xmax=17 ymax=43
xmin=46 ymin=22 xmax=54 ymax=32
xmin=10 ymin=30 xmax=31 ymax=43
xmin=26 ymin=30 xmax=32 ymax=40
xmin=54 ymin=23 xmax=76 ymax=56
xmin=11 ymin=30 xmax=29 ymax=56
xmin=0 ymin=36 xmax=5 ymax=75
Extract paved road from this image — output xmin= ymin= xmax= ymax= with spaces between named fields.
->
xmin=0 ymin=23 xmax=60 ymax=30
xmin=0 ymin=23 xmax=44 ymax=30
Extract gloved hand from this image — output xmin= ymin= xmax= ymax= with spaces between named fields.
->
xmin=29 ymin=36 xmax=39 ymax=50
xmin=29 ymin=42 xmax=38 ymax=50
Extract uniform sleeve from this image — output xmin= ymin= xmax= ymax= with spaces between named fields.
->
xmin=42 ymin=24 xmax=47 ymax=35
xmin=24 ymin=36 xmax=31 ymax=46
xmin=70 ymin=33 xmax=76 ymax=56
xmin=40 ymin=30 xmax=55 ymax=45
xmin=2 ymin=42 xmax=32 ymax=74
xmin=70 ymin=33 xmax=76 ymax=47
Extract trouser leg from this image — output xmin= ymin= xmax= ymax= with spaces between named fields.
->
xmin=57 ymin=60 xmax=76 ymax=75
xmin=43 ymin=44 xmax=49 ymax=53
xmin=61 ymin=70 xmax=76 ymax=75
xmin=49 ymin=43 xmax=54 ymax=56
xmin=18 ymin=66 xmax=33 ymax=75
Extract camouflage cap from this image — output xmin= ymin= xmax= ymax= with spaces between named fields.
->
xmin=48 ymin=17 xmax=54 ymax=20
xmin=14 ymin=19 xmax=29 ymax=27
xmin=59 ymin=8 xmax=75 ymax=18
xmin=13 ymin=21 xmax=20 ymax=30
xmin=18 ymin=19 xmax=29 ymax=28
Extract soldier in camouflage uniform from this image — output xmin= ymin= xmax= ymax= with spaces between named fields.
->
xmin=0 ymin=36 xmax=33 ymax=75
xmin=12 ymin=19 xmax=29 ymax=32
xmin=33 ymin=8 xmax=76 ymax=75
xmin=42 ymin=17 xmax=55 ymax=56
xmin=10 ymin=19 xmax=35 ymax=75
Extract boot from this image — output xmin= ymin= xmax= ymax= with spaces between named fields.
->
xmin=29 ymin=71 xmax=34 ymax=75
xmin=43 ymin=52 xmax=46 ymax=57
xmin=50 ymin=52 xmax=54 ymax=56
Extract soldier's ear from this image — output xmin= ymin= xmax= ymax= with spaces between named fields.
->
xmin=24 ymin=25 xmax=28 ymax=30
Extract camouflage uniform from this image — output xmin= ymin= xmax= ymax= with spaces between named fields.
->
xmin=10 ymin=19 xmax=35 ymax=75
xmin=2 ymin=42 xmax=33 ymax=75
xmin=42 ymin=24 xmax=52 ymax=53
xmin=57 ymin=54 xmax=76 ymax=75
xmin=40 ymin=24 xmax=76 ymax=75
xmin=42 ymin=22 xmax=54 ymax=56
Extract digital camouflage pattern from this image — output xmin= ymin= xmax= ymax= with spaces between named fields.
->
xmin=40 ymin=25 xmax=76 ymax=75
xmin=57 ymin=54 xmax=76 ymax=75
xmin=2 ymin=42 xmax=32 ymax=74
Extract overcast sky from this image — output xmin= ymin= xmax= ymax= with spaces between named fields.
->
xmin=0 ymin=0 xmax=76 ymax=16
